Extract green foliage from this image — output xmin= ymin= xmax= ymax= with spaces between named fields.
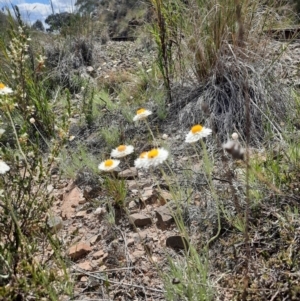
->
xmin=103 ymin=176 xmax=127 ymax=206
xmin=31 ymin=19 xmax=45 ymax=32
xmin=0 ymin=93 xmax=71 ymax=301
xmin=100 ymin=125 xmax=121 ymax=149
xmin=163 ymin=247 xmax=212 ymax=301
xmin=0 ymin=9 xmax=73 ymax=300
xmin=0 ymin=8 xmax=56 ymax=139
xmin=150 ymin=0 xmax=179 ymax=101
xmin=149 ymin=0 xmax=255 ymax=89
xmin=45 ymin=12 xmax=78 ymax=33
xmin=60 ymin=144 xmax=99 ymax=178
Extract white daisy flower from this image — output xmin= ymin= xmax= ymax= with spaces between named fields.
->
xmin=136 ymin=148 xmax=169 ymax=169
xmin=146 ymin=148 xmax=169 ymax=168
xmin=111 ymin=144 xmax=134 ymax=158
xmin=98 ymin=159 xmax=120 ymax=172
xmin=133 ymin=108 xmax=152 ymax=121
xmin=185 ymin=124 xmax=212 ymax=143
xmin=0 ymin=83 xmax=13 ymax=95
xmin=134 ymin=151 xmax=149 ymax=169
xmin=0 ymin=160 xmax=10 ymax=174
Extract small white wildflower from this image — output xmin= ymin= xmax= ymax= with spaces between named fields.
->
xmin=134 ymin=152 xmax=149 ymax=169
xmin=98 ymin=159 xmax=120 ymax=172
xmin=146 ymin=148 xmax=169 ymax=168
xmin=185 ymin=124 xmax=212 ymax=143
xmin=135 ymin=148 xmax=169 ymax=169
xmin=29 ymin=118 xmax=35 ymax=124
xmin=133 ymin=108 xmax=152 ymax=122
xmin=111 ymin=145 xmax=134 ymax=158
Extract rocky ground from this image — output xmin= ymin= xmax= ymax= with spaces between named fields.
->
xmin=45 ymin=34 xmax=300 ymax=301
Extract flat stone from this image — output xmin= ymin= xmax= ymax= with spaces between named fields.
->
xmin=86 ymin=66 xmax=94 ymax=73
xmin=129 ymin=213 xmax=152 ymax=227
xmin=126 ymin=180 xmax=139 ymax=190
xmin=77 ymin=260 xmax=92 ymax=271
xmin=166 ymin=235 xmax=189 ymax=250
xmin=92 ymin=250 xmax=105 ymax=259
xmin=118 ymin=168 xmax=138 ymax=179
xmin=90 ymin=234 xmax=101 ymax=245
xmin=68 ymin=242 xmax=92 ymax=260
xmin=94 ymin=207 xmax=106 ymax=215
xmin=140 ymin=188 xmax=156 ymax=203
xmin=154 ymin=189 xmax=173 ymax=205
xmin=128 ymin=200 xmax=137 ymax=209
xmin=80 ymin=276 xmax=88 ymax=282
xmin=155 ymin=205 xmax=174 ymax=230
xmin=83 ymin=185 xmax=101 ymax=199
xmin=61 ymin=185 xmax=85 ymax=219
xmin=127 ymin=238 xmax=135 ymax=247
xmin=76 ymin=210 xmax=87 ymax=218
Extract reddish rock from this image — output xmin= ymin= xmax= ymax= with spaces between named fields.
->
xmin=140 ymin=188 xmax=156 ymax=203
xmin=166 ymin=235 xmax=189 ymax=250
xmin=154 ymin=189 xmax=173 ymax=205
xmin=118 ymin=167 xmax=138 ymax=179
xmin=126 ymin=180 xmax=139 ymax=190
xmin=155 ymin=205 xmax=174 ymax=230
xmin=77 ymin=260 xmax=92 ymax=271
xmin=68 ymin=242 xmax=92 ymax=260
xmin=76 ymin=210 xmax=87 ymax=218
xmin=61 ymin=185 xmax=85 ymax=219
xmin=129 ymin=213 xmax=152 ymax=227
xmin=127 ymin=238 xmax=135 ymax=247
xmin=92 ymin=250 xmax=105 ymax=259
xmin=90 ymin=234 xmax=101 ymax=245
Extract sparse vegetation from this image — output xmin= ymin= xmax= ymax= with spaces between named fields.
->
xmin=0 ymin=0 xmax=300 ymax=300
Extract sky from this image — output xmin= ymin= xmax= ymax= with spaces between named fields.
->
xmin=0 ymin=0 xmax=75 ymax=26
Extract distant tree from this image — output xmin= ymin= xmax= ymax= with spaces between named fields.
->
xmin=45 ymin=12 xmax=74 ymax=32
xmin=32 ymin=19 xmax=44 ymax=31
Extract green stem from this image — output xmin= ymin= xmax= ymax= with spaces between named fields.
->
xmin=6 ymin=105 xmax=29 ymax=167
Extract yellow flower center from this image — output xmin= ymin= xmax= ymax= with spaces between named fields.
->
xmin=104 ymin=160 xmax=114 ymax=167
xmin=137 ymin=108 xmax=146 ymax=115
xmin=140 ymin=152 xmax=148 ymax=158
xmin=191 ymin=124 xmax=203 ymax=134
xmin=0 ymin=83 xmax=5 ymax=89
xmin=117 ymin=145 xmax=126 ymax=152
xmin=148 ymin=149 xmax=158 ymax=159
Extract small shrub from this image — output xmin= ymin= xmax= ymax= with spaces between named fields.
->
xmin=46 ymin=37 xmax=93 ymax=93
